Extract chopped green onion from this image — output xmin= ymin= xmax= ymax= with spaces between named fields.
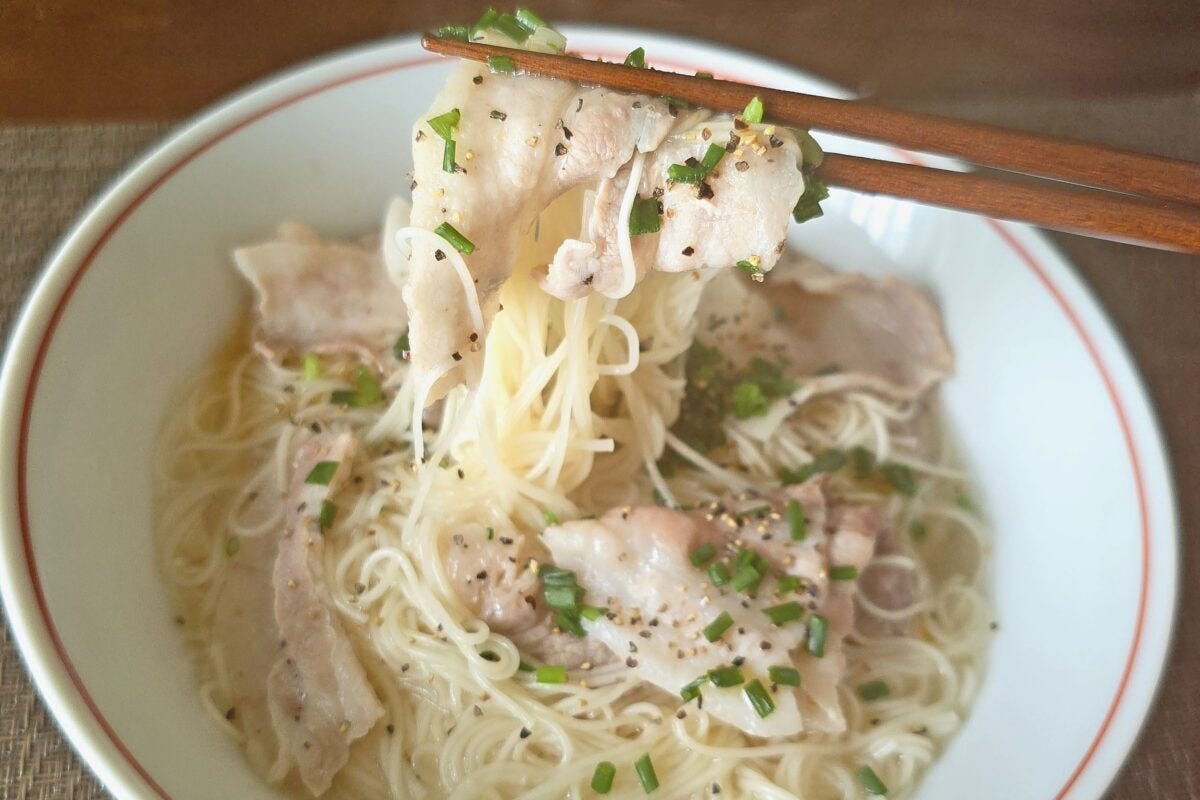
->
xmin=744 ymin=679 xmax=776 ymax=718
xmin=580 ymin=605 xmax=604 ymax=621
xmin=793 ymin=174 xmax=830 ymax=223
xmin=539 ymin=565 xmax=576 ymax=585
xmin=667 ymin=162 xmax=708 ymax=183
xmin=333 ymin=366 xmax=383 ymax=407
xmin=514 ymin=7 xmax=547 ymax=31
xmin=763 ymin=601 xmax=805 ymax=626
xmin=850 ymin=446 xmax=876 ymax=478
xmin=881 ymin=462 xmax=917 ymax=496
xmin=806 ymin=614 xmax=828 ymax=658
xmin=543 ymin=584 xmax=583 ymax=611
xmin=441 ymin=138 xmax=457 ymax=173
xmin=436 ymin=24 xmax=469 ymax=41
xmin=680 ymin=675 xmax=707 ymax=702
xmin=736 ymin=260 xmax=762 ymax=279
xmin=427 ymin=108 xmax=461 ymax=140
xmin=742 ymin=96 xmax=764 ymax=123
xmin=224 ymin=536 xmax=240 ymax=557
xmin=624 ymin=47 xmax=646 ymax=68
xmin=830 ymin=565 xmax=860 ymax=581
xmin=535 ymin=665 xmax=566 ymax=684
xmin=695 ymin=70 xmax=714 ymax=79
xmin=302 ymin=353 xmax=320 ymax=380
xmin=330 ymin=389 xmax=357 ymax=405
xmin=518 ymin=660 xmax=535 ymax=672
xmin=628 ymin=195 xmax=662 ymax=235
xmin=393 ymin=330 xmax=410 ymax=361
xmin=543 ymin=509 xmax=559 ymax=525
xmin=731 ymin=381 xmax=769 ymax=418
xmin=857 ymin=680 xmax=891 ymax=701
xmin=779 ymin=448 xmax=846 ymax=485
xmin=731 ymin=564 xmax=764 ymax=594
xmin=491 ymin=12 xmax=530 ymax=42
xmin=786 ymin=499 xmax=807 ymax=541
xmin=768 ymin=665 xmax=801 ymax=687
xmin=909 ymin=520 xmax=928 ymax=541
xmin=662 ymin=95 xmax=692 ymax=110
xmin=707 ymin=665 xmax=745 ymax=687
xmin=707 ymin=562 xmax=732 ymax=587
xmin=304 ymin=461 xmax=339 ymax=485
xmin=555 ymin=612 xmax=586 ymax=638
xmin=702 ymin=611 xmax=734 ymax=642
xmin=591 ymin=761 xmax=616 ymax=794
xmin=689 ymin=542 xmax=717 ymax=567
xmin=776 ymin=575 xmax=802 ymax=593
xmin=471 ymin=7 xmax=499 ymax=37
xmin=856 ymin=766 xmax=888 ymax=795
xmin=634 ymin=753 xmax=659 ymax=794
xmin=487 ymin=54 xmax=517 ymax=73
xmin=489 ymin=109 xmax=507 ymax=120
xmin=700 ymin=142 xmax=726 ymax=172
xmin=956 ymin=493 xmax=976 ymax=511
xmin=318 ymin=500 xmax=338 ymax=531
xmin=798 ymin=130 xmax=825 ymax=169
xmin=433 ymin=221 xmax=475 ymax=254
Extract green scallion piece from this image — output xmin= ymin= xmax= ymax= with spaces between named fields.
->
xmin=798 ymin=130 xmax=825 ymax=169
xmin=591 ymin=761 xmax=616 ymax=794
xmin=302 ymin=353 xmax=320 ymax=380
xmin=881 ymin=462 xmax=917 ymax=496
xmin=779 ymin=448 xmax=846 ymax=485
xmin=680 ymin=675 xmax=707 ymax=702
xmin=857 ymin=680 xmax=891 ymax=701
xmin=624 ymin=47 xmax=646 ymax=68
xmin=732 ymin=564 xmax=764 ymax=594
xmin=580 ymin=605 xmax=604 ymax=621
xmin=667 ymin=162 xmax=708 ymax=183
xmin=427 ymin=108 xmax=461 ymax=140
xmin=318 ymin=499 xmax=338 ymax=531
xmin=437 ymin=25 xmax=469 ymax=41
xmin=517 ymin=660 xmax=535 ymax=672
xmin=786 ymin=499 xmax=807 ymax=540
xmin=354 ymin=366 xmax=381 ymax=405
xmin=441 ymin=137 xmax=457 ymax=173
xmin=628 ymin=195 xmax=662 ymax=235
xmin=793 ymin=174 xmax=830 ymax=223
xmin=224 ymin=536 xmax=240 ymax=557
xmin=708 ymin=562 xmax=732 ymax=587
xmin=543 ymin=509 xmax=559 ymax=525
xmin=539 ymin=565 xmax=576 ymax=585
xmin=489 ymin=109 xmax=507 ymax=120
xmin=330 ymin=389 xmax=357 ymax=405
xmin=304 ymin=461 xmax=339 ymax=485
xmin=535 ymin=664 xmax=566 ymax=684
xmin=472 ymin=7 xmax=499 ymax=37
xmin=909 ymin=520 xmax=928 ymax=541
xmin=731 ymin=381 xmax=769 ymax=418
xmin=806 ymin=614 xmax=829 ymax=658
xmin=689 ymin=542 xmax=717 ymax=567
xmin=543 ymin=584 xmax=583 ymax=611
xmin=829 ymin=565 xmax=860 ymax=581
xmin=744 ymin=679 xmax=776 ymax=718
xmin=742 ymin=96 xmax=764 ymax=124
xmin=491 ymin=12 xmax=530 ymax=42
xmin=555 ymin=612 xmax=586 ymax=638
xmin=735 ymin=260 xmax=762 ymax=277
xmin=433 ymin=221 xmax=475 ymax=254
xmin=700 ymin=142 xmax=726 ymax=172
xmin=487 ymin=54 xmax=517 ymax=73
xmin=695 ymin=70 xmax=714 ymax=79
xmin=393 ymin=330 xmax=410 ymax=361
xmin=768 ymin=665 xmax=801 ymax=687
xmin=856 ymin=766 xmax=888 ymax=795
xmin=850 ymin=445 xmax=876 ymax=478
xmin=634 ymin=753 xmax=659 ymax=794
xmin=776 ymin=575 xmax=802 ymax=593
xmin=702 ymin=611 xmax=734 ymax=642
xmin=707 ymin=665 xmax=745 ymax=687
xmin=515 ymin=7 xmax=547 ymax=31
xmin=956 ymin=493 xmax=976 ymax=511
xmin=763 ymin=601 xmax=805 ymax=626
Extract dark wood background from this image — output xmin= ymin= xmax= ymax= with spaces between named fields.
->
xmin=1 ymin=1 xmax=1198 ymax=798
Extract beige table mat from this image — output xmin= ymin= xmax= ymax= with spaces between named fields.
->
xmin=1 ymin=90 xmax=1198 ymax=798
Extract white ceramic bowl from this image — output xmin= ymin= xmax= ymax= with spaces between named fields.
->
xmin=0 ymin=28 xmax=1178 ymax=800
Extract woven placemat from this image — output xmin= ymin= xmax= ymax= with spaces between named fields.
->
xmin=1 ymin=93 xmax=1197 ymax=797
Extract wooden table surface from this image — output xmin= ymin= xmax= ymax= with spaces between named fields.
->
xmin=1 ymin=1 xmax=1198 ymax=798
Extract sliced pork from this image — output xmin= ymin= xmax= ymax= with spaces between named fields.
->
xmin=236 ymin=221 xmax=408 ymax=372
xmin=542 ymin=479 xmax=886 ymax=737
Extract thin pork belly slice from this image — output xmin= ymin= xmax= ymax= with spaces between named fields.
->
xmin=542 ymin=479 xmax=884 ymax=737
xmin=267 ymin=433 xmax=384 ymax=796
xmin=236 ymin=221 xmax=408 ymax=372
xmin=696 ymin=259 xmax=954 ymax=401
xmin=405 ymin=37 xmax=674 ymax=403
xmin=443 ymin=522 xmax=611 ymax=668
xmin=540 ymin=122 xmax=806 ymax=299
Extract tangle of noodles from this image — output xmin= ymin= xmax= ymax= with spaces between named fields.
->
xmin=156 ymin=193 xmax=992 ymax=799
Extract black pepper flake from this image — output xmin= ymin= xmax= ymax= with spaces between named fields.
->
xmin=401 ymin=663 xmax=410 ymax=672
xmin=562 ymin=125 xmax=573 ymax=140
xmin=639 ymin=630 xmax=652 ymax=639
xmin=457 ymin=468 xmax=465 ymax=479
xmin=697 ymin=182 xmax=714 ymax=200
xmin=769 ymin=134 xmax=784 ymax=148
xmin=676 ymin=709 xmax=688 ymax=719
xmin=473 ymin=705 xmax=483 ymax=716
xmin=173 ymin=616 xmax=185 ymax=626
xmin=416 ymin=130 xmax=426 ymax=141
xmin=652 ymin=186 xmax=664 ymax=198
xmin=473 ymin=74 xmax=483 ymax=84
xmin=519 ymin=727 xmax=532 ymax=739
xmin=524 ymin=595 xmax=537 ymax=608
xmin=733 ymin=118 xmax=748 ymax=130
xmin=668 ymin=103 xmax=679 ymax=117
xmin=712 ymin=783 xmax=721 ymax=794
xmin=225 ymin=707 xmax=236 ymax=721
xmin=737 ymin=627 xmax=746 ymax=635
xmin=632 ymin=101 xmax=642 ymax=109
xmin=732 ymin=656 xmax=745 ymax=666
xmin=476 ymin=570 xmax=488 ymax=580
xmin=386 ymin=723 xmax=395 ymax=734
xmin=452 ymin=534 xmax=464 ymax=546
xmin=555 ymin=142 xmax=568 ymax=156
xmin=451 ymin=351 xmax=463 ymax=362
xmin=760 ymin=641 xmax=772 ymax=650
xmin=310 ymin=422 xmax=321 ymax=433
xmin=626 ymin=656 xmax=639 ymax=668
xmin=649 ymin=618 xmax=660 ymax=627
xmin=434 ymin=249 xmax=446 ymax=261
xmin=490 ymin=109 xmax=507 ymax=121
xmin=577 ymin=98 xmax=584 ymax=112
xmin=726 ymin=134 xmax=741 ymax=152
xmin=469 ymin=332 xmax=478 ymax=342
xmin=682 ymin=246 xmax=695 ymax=256
xmin=628 ymin=641 xmax=638 ymax=653
xmin=354 ymin=582 xmax=366 ymax=594
xmin=410 ymin=179 xmax=418 ymax=192
xmin=990 ymin=621 xmax=999 ymax=630
xmin=735 ymin=161 xmax=750 ymax=172
xmin=500 ymin=536 xmax=514 ymax=545
xmin=870 ymin=718 xmax=880 ymax=726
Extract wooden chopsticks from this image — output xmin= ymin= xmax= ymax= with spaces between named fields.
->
xmin=422 ymin=35 xmax=1200 ymax=254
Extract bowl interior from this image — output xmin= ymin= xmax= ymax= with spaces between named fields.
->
xmin=0 ymin=29 xmax=1176 ymax=800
